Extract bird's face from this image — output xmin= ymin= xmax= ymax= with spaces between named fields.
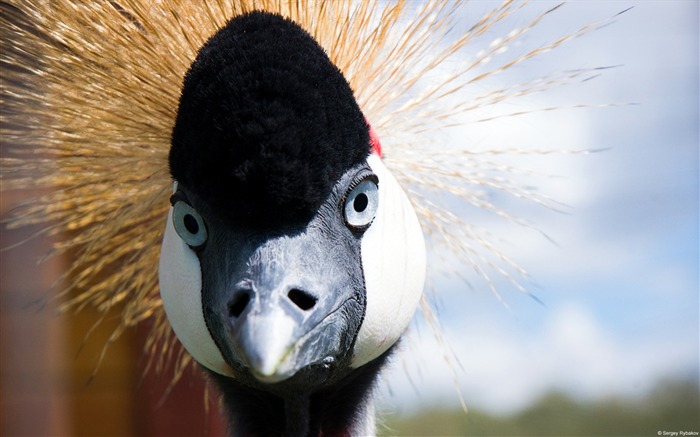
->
xmin=159 ymin=153 xmax=425 ymax=388
xmin=157 ymin=11 xmax=425 ymax=392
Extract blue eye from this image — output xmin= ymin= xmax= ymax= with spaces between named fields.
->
xmin=172 ymin=201 xmax=208 ymax=248
xmin=344 ymin=178 xmax=378 ymax=231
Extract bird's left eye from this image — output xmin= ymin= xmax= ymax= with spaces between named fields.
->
xmin=344 ymin=177 xmax=379 ymax=231
xmin=172 ymin=201 xmax=208 ymax=249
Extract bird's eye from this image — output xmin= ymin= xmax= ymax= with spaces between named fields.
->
xmin=344 ymin=177 xmax=379 ymax=231
xmin=172 ymin=201 xmax=208 ymax=249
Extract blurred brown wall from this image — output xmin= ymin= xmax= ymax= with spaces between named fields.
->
xmin=1 ymin=190 xmax=226 ymax=437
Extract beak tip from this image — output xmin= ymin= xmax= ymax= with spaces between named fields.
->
xmin=247 ymin=353 xmax=289 ymax=383
xmin=250 ymin=367 xmax=288 ymax=384
xmin=237 ymin=312 xmax=298 ymax=383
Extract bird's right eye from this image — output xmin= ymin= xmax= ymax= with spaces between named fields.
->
xmin=172 ymin=201 xmax=208 ymax=249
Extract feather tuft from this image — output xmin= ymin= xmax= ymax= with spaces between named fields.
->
xmin=1 ymin=0 xmax=624 ymax=388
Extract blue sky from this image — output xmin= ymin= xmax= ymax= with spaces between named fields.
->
xmin=377 ymin=1 xmax=699 ymax=415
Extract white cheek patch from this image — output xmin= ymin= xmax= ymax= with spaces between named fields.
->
xmin=159 ymin=208 xmax=234 ymax=376
xmin=352 ymin=154 xmax=426 ymax=367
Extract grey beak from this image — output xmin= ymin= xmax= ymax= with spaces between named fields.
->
xmin=220 ymin=231 xmax=362 ymax=384
xmin=230 ymin=280 xmax=323 ymax=382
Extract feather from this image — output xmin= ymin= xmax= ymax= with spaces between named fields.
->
xmin=0 ymin=0 xmax=625 ymax=385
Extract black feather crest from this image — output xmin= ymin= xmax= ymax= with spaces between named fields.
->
xmin=169 ymin=11 xmax=370 ymax=229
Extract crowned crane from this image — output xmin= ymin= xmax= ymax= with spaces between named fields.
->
xmin=158 ymin=11 xmax=424 ymax=437
xmin=0 ymin=1 xmax=625 ymax=436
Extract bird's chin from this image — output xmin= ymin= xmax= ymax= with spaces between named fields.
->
xmin=224 ymin=357 xmax=343 ymax=395
xmin=225 ymin=316 xmax=355 ymax=390
xmin=242 ymin=343 xmax=337 ymax=385
xmin=249 ymin=368 xmax=290 ymax=384
xmin=244 ymin=353 xmax=335 ymax=386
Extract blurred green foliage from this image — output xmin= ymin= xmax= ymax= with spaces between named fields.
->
xmin=380 ymin=378 xmax=699 ymax=436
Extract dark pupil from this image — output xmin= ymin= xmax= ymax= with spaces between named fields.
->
xmin=353 ymin=193 xmax=368 ymax=213
xmin=184 ymin=214 xmax=199 ymax=234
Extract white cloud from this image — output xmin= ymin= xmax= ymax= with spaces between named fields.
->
xmin=378 ymin=302 xmax=698 ymax=416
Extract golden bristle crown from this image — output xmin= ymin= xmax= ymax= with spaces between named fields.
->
xmin=0 ymin=0 xmax=626 ymax=382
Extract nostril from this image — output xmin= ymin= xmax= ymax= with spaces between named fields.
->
xmin=287 ymin=289 xmax=317 ymax=311
xmin=228 ymin=291 xmax=251 ymax=318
